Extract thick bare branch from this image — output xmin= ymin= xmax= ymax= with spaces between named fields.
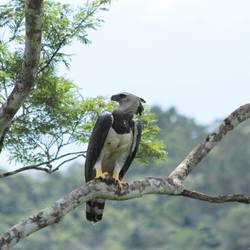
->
xmin=1 ymin=104 xmax=250 ymax=248
xmin=0 ymin=0 xmax=43 ymax=150
xmin=169 ymin=104 xmax=250 ymax=184
xmin=0 ymin=177 xmax=182 ymax=249
xmin=1 ymin=177 xmax=249 ymax=249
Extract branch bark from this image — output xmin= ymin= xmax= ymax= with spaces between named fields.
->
xmin=1 ymin=103 xmax=249 ymax=248
xmin=1 ymin=0 xmax=249 ymax=248
xmin=0 ymin=178 xmax=182 ymax=249
xmin=0 ymin=0 xmax=43 ymax=151
xmin=180 ymin=189 xmax=250 ymax=204
xmin=1 ymin=177 xmax=250 ymax=249
xmin=169 ymin=104 xmax=250 ymax=184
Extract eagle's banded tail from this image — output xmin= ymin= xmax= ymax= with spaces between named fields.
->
xmin=86 ymin=199 xmax=105 ymax=223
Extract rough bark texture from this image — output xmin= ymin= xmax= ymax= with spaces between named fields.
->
xmin=180 ymin=189 xmax=250 ymax=204
xmin=169 ymin=104 xmax=250 ymax=184
xmin=0 ymin=104 xmax=250 ymax=249
xmin=1 ymin=0 xmax=248 ymax=248
xmin=0 ymin=178 xmax=182 ymax=249
xmin=0 ymin=0 xmax=43 ymax=150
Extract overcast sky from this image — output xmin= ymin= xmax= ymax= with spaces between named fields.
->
xmin=60 ymin=0 xmax=250 ymax=125
xmin=1 ymin=0 xmax=250 ymax=168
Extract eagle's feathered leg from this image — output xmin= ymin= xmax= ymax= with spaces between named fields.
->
xmin=94 ymin=161 xmax=109 ymax=179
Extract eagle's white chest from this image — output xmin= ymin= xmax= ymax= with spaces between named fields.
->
xmin=105 ymin=127 xmax=133 ymax=151
xmin=95 ymin=127 xmax=133 ymax=173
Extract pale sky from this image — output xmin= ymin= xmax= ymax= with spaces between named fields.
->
xmin=1 ymin=0 xmax=250 ymax=168
xmin=60 ymin=0 xmax=250 ymax=124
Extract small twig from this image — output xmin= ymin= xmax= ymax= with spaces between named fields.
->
xmin=38 ymin=1 xmax=106 ymax=74
xmin=51 ymin=154 xmax=85 ymax=173
xmin=8 ymin=16 xmax=24 ymax=43
xmin=0 ymin=166 xmax=50 ymax=177
xmin=38 ymin=44 xmax=63 ymax=73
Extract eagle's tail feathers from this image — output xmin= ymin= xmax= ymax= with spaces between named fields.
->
xmin=86 ymin=199 xmax=105 ymax=223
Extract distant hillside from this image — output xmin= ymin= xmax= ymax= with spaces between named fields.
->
xmin=1 ymin=106 xmax=250 ymax=250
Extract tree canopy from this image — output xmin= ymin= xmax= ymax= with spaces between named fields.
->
xmin=0 ymin=0 xmax=165 ymax=176
xmin=0 ymin=0 xmax=249 ymax=249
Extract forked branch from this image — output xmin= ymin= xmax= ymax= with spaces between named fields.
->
xmin=169 ymin=104 xmax=250 ymax=184
xmin=0 ymin=104 xmax=249 ymax=249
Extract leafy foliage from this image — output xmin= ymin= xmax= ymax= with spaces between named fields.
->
xmin=0 ymin=0 xmax=111 ymax=95
xmin=137 ymin=110 xmax=166 ymax=163
xmin=5 ymin=74 xmax=166 ymax=166
xmin=0 ymin=1 xmax=249 ymax=249
xmin=0 ymin=0 xmax=165 ymax=170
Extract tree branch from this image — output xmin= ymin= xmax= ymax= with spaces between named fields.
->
xmin=169 ymin=104 xmax=250 ymax=184
xmin=1 ymin=104 xmax=249 ymax=248
xmin=50 ymin=154 xmax=85 ymax=173
xmin=0 ymin=151 xmax=86 ymax=178
xmin=38 ymin=0 xmax=106 ymax=74
xmin=0 ymin=178 xmax=182 ymax=249
xmin=180 ymin=189 xmax=250 ymax=204
xmin=0 ymin=0 xmax=43 ymax=151
xmin=0 ymin=177 xmax=249 ymax=249
xmin=0 ymin=165 xmax=50 ymax=178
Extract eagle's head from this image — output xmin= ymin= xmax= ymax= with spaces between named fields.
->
xmin=111 ymin=92 xmax=146 ymax=116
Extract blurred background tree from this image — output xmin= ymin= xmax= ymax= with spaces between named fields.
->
xmin=1 ymin=107 xmax=249 ymax=250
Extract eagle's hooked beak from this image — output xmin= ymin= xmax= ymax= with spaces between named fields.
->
xmin=111 ymin=93 xmax=127 ymax=102
xmin=110 ymin=94 xmax=119 ymax=102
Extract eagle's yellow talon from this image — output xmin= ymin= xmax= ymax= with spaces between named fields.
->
xmin=112 ymin=170 xmax=127 ymax=188
xmin=115 ymin=179 xmax=127 ymax=189
xmin=95 ymin=169 xmax=109 ymax=179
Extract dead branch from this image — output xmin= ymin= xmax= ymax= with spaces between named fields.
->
xmin=0 ymin=176 xmax=249 ymax=249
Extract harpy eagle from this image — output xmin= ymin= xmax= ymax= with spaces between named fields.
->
xmin=85 ymin=92 xmax=146 ymax=223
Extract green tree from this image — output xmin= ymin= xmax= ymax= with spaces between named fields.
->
xmin=0 ymin=0 xmax=165 ymax=176
xmin=0 ymin=107 xmax=249 ymax=250
xmin=0 ymin=0 xmax=166 ymax=247
xmin=0 ymin=0 xmax=249 ymax=249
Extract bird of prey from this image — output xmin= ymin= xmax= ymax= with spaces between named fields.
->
xmin=84 ymin=92 xmax=146 ymax=223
